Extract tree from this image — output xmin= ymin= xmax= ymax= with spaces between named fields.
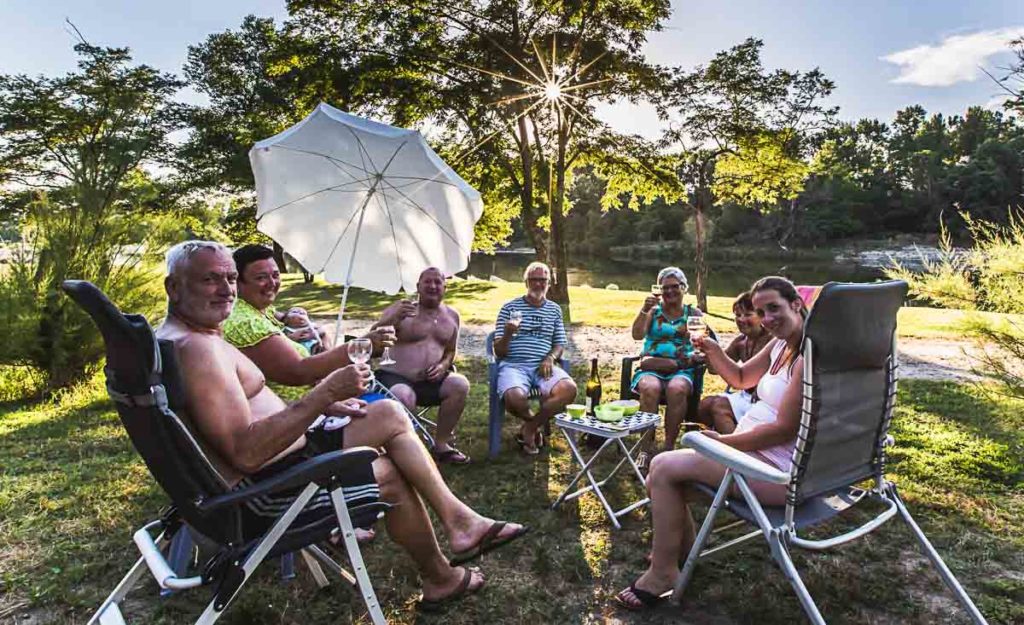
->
xmin=656 ymin=38 xmax=835 ymax=309
xmin=0 ymin=41 xmax=184 ymax=387
xmin=285 ymin=0 xmax=672 ymax=307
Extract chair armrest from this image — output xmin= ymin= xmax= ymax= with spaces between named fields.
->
xmin=197 ymin=447 xmax=380 ymax=514
xmin=620 ymin=355 xmax=641 ymax=397
xmin=680 ymin=432 xmax=790 ymax=484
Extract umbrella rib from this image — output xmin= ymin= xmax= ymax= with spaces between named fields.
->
xmin=270 ymin=145 xmax=375 ymax=178
xmin=374 ymin=184 xmax=406 ymax=291
xmin=379 ymin=180 xmax=470 ymax=254
xmin=346 ymin=126 xmax=380 ymax=176
xmin=256 ymin=176 xmax=376 ymax=220
xmin=384 ymin=175 xmax=460 ymax=190
xmin=317 ymin=190 xmax=370 ymax=274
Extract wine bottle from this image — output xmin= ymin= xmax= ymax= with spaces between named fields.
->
xmin=585 ymin=358 xmax=602 ymax=415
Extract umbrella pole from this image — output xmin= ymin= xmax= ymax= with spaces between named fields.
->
xmin=334 ymin=182 xmax=379 ymax=342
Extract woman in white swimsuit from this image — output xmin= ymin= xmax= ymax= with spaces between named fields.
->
xmin=616 ymin=276 xmax=809 ymax=610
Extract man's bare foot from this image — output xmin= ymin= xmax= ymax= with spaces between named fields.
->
xmin=421 ymin=565 xmax=484 ymax=603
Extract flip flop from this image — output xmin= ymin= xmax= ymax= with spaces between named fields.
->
xmin=418 ymin=566 xmax=483 ymax=612
xmin=433 ymin=447 xmax=472 ymax=465
xmin=448 ymin=521 xmax=530 ymax=566
xmin=614 ymin=581 xmax=669 ymax=611
xmin=515 ymin=430 xmax=540 ymax=456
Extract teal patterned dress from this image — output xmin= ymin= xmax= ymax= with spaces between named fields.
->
xmin=630 ymin=303 xmax=696 ymax=389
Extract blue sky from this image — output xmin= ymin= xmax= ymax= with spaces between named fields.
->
xmin=2 ymin=0 xmax=1021 ymax=138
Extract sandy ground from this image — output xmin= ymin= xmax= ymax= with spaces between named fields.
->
xmin=332 ymin=320 xmax=985 ymax=383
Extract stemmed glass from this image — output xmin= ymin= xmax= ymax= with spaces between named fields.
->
xmin=509 ymin=309 xmax=523 ymax=333
xmin=347 ymin=337 xmax=375 ymax=382
xmin=686 ymin=315 xmax=707 ymax=356
xmin=651 ymin=283 xmax=663 ymax=298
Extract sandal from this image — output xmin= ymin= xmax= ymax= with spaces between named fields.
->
xmin=515 ymin=428 xmax=542 ymax=456
xmin=636 ymin=452 xmax=651 ymax=474
xmin=614 ymin=581 xmax=669 ymax=611
xmin=449 ymin=521 xmax=530 ymax=566
xmin=432 ymin=446 xmax=472 ymax=465
xmin=418 ymin=566 xmax=483 ymax=612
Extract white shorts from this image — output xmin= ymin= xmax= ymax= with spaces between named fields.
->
xmin=497 ymin=362 xmax=574 ymax=398
xmin=721 ymin=390 xmax=754 ymax=421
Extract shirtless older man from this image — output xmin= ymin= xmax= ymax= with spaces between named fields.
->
xmin=372 ymin=268 xmax=471 ymax=464
xmin=156 ymin=241 xmax=527 ymax=608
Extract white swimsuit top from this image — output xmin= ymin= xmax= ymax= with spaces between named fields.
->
xmin=735 ymin=340 xmax=797 ymax=471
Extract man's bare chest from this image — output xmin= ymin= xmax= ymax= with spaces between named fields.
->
xmin=398 ymin=314 xmax=456 ymax=345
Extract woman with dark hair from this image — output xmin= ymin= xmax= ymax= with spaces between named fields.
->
xmin=222 ymin=244 xmax=395 ymax=395
xmin=615 ymin=276 xmax=808 ymax=610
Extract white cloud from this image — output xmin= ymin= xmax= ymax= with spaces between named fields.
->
xmin=881 ymin=27 xmax=1024 ymax=87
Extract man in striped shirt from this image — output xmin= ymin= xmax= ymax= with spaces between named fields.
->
xmin=494 ymin=261 xmax=578 ymax=455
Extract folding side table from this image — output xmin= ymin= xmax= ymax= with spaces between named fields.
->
xmin=551 ymin=411 xmax=661 ymax=529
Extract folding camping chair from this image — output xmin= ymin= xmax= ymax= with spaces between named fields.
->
xmin=672 ymin=280 xmax=988 ymax=624
xmin=62 ymin=281 xmax=391 ymax=625
xmin=486 ymin=331 xmax=571 ymax=458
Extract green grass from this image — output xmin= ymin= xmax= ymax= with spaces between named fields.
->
xmin=275 ymin=274 xmax=1024 ymax=339
xmin=1 ymin=362 xmax=1022 ymax=624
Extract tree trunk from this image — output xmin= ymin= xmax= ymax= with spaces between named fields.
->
xmin=515 ymin=113 xmax=549 ymax=263
xmin=547 ymin=113 xmax=570 ymax=309
xmin=272 ymin=241 xmax=287 ymax=273
xmin=694 ymin=193 xmax=708 ymax=312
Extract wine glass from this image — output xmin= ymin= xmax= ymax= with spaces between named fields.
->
xmin=409 ymin=292 xmax=419 ymax=317
xmin=651 ymin=283 xmax=663 ymax=298
xmin=686 ymin=315 xmax=707 ymax=355
xmin=509 ymin=309 xmax=523 ymax=333
xmin=347 ymin=337 xmax=375 ymax=382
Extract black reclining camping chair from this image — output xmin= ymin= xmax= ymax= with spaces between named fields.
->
xmin=62 ymin=281 xmax=391 ymax=625
xmin=672 ymin=280 xmax=988 ymax=624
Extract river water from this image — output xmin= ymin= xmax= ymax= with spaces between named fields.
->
xmin=463 ymin=252 xmax=887 ymax=297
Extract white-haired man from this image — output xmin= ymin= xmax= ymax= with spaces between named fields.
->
xmin=493 ymin=261 xmax=577 ymax=456
xmin=156 ymin=241 xmax=527 ymax=608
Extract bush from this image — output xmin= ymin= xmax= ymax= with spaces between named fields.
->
xmin=888 ymin=208 xmax=1024 ymax=398
xmin=0 ymin=194 xmax=166 ymax=390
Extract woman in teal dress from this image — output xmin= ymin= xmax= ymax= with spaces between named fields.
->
xmin=630 ymin=267 xmax=703 ymax=458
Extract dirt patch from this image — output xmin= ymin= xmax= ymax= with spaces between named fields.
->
xmin=323 ymin=319 xmax=986 ymax=383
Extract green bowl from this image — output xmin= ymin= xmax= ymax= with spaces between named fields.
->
xmin=565 ymin=404 xmax=587 ymax=419
xmin=610 ymin=399 xmax=640 ymax=416
xmin=594 ymin=404 xmax=625 ymax=422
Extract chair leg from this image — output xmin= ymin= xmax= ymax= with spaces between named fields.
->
xmin=488 ymin=396 xmax=505 ymax=459
xmin=672 ymin=471 xmax=733 ymax=603
xmin=767 ymin=529 xmax=827 ymax=625
xmin=889 ymin=484 xmax=989 ymax=624
xmin=299 ymin=549 xmax=331 ymax=589
xmin=88 ymin=555 xmax=151 ymax=625
xmin=329 ymin=489 xmax=387 ymax=625
xmin=195 ymin=483 xmax=320 ymax=625
xmin=279 ymin=552 xmax=296 ymax=582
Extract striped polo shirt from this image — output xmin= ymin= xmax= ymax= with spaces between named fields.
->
xmin=494 ymin=296 xmax=567 ymax=365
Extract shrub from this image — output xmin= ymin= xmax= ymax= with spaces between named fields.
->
xmin=888 ymin=208 xmax=1024 ymax=398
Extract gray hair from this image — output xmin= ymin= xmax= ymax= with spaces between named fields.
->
xmin=165 ymin=240 xmax=231 ymax=277
xmin=523 ymin=260 xmax=552 ymax=281
xmin=657 ymin=266 xmax=688 ymax=291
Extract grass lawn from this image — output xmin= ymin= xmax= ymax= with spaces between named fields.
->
xmin=274 ymin=274 xmax=1023 ymax=339
xmin=1 ymin=360 xmax=1022 ymax=624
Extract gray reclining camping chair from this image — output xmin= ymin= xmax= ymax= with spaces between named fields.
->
xmin=673 ymin=280 xmax=988 ymax=625
xmin=62 ymin=281 xmax=391 ymax=625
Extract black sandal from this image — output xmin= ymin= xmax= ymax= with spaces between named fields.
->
xmin=614 ymin=581 xmax=669 ymax=611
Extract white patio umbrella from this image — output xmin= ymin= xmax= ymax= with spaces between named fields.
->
xmin=249 ymin=103 xmax=483 ymax=336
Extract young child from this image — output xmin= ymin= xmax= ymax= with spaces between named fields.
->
xmin=696 ymin=291 xmax=772 ymax=432
xmin=279 ymin=307 xmax=324 ymax=354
